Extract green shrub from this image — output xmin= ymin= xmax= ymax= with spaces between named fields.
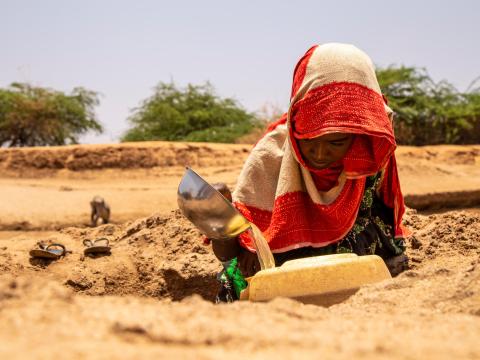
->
xmin=0 ymin=83 xmax=102 ymax=147
xmin=122 ymin=82 xmax=259 ymax=143
xmin=377 ymin=66 xmax=480 ymax=145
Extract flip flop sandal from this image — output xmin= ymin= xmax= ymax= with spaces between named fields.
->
xmin=29 ymin=243 xmax=68 ymax=260
xmin=83 ymin=238 xmax=111 ymax=255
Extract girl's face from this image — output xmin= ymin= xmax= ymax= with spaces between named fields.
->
xmin=298 ymin=132 xmax=354 ymax=170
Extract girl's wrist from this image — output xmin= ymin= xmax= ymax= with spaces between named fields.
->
xmin=211 ymin=237 xmax=241 ymax=262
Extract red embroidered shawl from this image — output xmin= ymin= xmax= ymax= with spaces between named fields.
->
xmin=232 ymin=43 xmax=407 ymax=253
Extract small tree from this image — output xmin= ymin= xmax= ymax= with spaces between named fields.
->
xmin=376 ymin=66 xmax=480 ymax=145
xmin=122 ymin=82 xmax=258 ymax=143
xmin=0 ymin=83 xmax=102 ymax=147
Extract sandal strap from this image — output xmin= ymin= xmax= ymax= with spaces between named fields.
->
xmin=83 ymin=239 xmax=94 ymax=247
xmin=46 ymin=243 xmax=66 ymax=255
xmin=94 ymin=238 xmax=110 ymax=246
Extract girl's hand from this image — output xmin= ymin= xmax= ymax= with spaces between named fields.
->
xmin=237 ymin=247 xmax=260 ymax=277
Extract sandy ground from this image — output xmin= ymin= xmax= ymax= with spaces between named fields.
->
xmin=0 ymin=142 xmax=478 ymax=230
xmin=0 ymin=142 xmax=480 ymax=359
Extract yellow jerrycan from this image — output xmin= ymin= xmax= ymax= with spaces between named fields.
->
xmin=239 ymin=253 xmax=391 ymax=306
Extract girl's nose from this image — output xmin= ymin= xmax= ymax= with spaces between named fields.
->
xmin=313 ymin=143 xmax=329 ymax=161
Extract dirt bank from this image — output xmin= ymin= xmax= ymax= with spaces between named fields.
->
xmin=0 ymin=142 xmax=477 ymax=177
xmin=0 ymin=141 xmax=250 ymax=175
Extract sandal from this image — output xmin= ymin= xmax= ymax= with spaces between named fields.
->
xmin=29 ymin=243 xmax=68 ymax=260
xmin=83 ymin=238 xmax=111 ymax=255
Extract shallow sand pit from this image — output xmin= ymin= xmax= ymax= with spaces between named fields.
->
xmin=1 ymin=209 xmax=479 ymax=358
xmin=2 ymin=209 xmax=479 ymax=303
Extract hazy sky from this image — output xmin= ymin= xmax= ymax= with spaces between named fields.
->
xmin=2 ymin=0 xmax=479 ymax=143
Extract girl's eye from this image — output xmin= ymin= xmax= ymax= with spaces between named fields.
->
xmin=330 ymin=141 xmax=345 ymax=146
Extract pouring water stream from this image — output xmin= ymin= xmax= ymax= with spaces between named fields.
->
xmin=248 ymin=223 xmax=275 ymax=270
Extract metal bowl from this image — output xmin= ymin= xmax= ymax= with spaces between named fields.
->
xmin=177 ymin=168 xmax=251 ymax=240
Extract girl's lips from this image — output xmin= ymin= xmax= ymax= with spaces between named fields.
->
xmin=310 ymin=160 xmax=331 ymax=169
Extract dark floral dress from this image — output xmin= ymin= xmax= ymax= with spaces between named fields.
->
xmin=215 ymin=173 xmax=407 ymax=303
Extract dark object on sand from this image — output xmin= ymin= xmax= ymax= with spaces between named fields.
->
xmin=29 ymin=243 xmax=68 ymax=260
xmin=90 ymin=196 xmax=111 ymax=227
xmin=384 ymin=253 xmax=409 ymax=277
xmin=83 ymin=238 xmax=111 ymax=255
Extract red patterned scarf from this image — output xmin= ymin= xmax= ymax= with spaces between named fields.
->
xmin=233 ymin=43 xmax=407 ymax=253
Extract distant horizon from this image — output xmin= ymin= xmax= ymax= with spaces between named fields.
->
xmin=2 ymin=0 xmax=479 ymax=144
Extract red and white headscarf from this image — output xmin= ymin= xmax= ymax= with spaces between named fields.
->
xmin=233 ymin=43 xmax=407 ymax=253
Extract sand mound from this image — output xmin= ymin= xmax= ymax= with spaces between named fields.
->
xmin=1 ymin=210 xmax=220 ymax=300
xmin=396 ymin=209 xmax=480 ymax=317
xmin=1 ymin=209 xmax=479 ymax=358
